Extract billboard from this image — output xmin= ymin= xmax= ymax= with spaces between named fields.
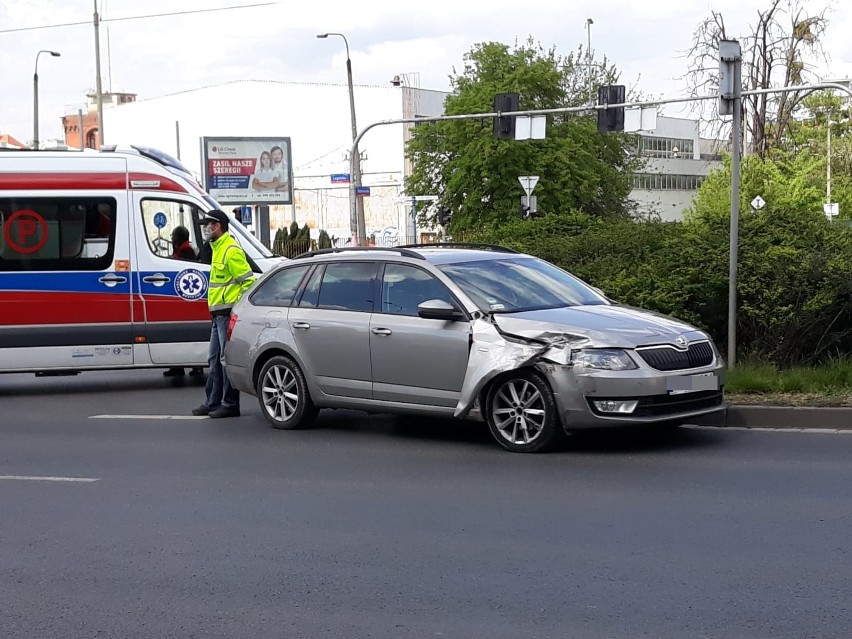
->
xmin=201 ymin=136 xmax=293 ymax=205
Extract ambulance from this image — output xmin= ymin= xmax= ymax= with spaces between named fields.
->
xmin=0 ymin=145 xmax=284 ymax=376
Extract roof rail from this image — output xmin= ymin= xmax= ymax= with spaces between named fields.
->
xmin=398 ymin=242 xmax=519 ymax=254
xmin=293 ymin=246 xmax=426 ymax=260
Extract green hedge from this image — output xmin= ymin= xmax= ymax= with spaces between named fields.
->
xmin=459 ymin=209 xmax=852 ymax=367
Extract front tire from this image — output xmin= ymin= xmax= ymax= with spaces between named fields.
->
xmin=256 ymin=355 xmax=318 ymax=430
xmin=485 ymin=369 xmax=564 ymax=453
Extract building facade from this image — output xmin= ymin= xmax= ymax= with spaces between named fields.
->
xmin=62 ymin=91 xmax=137 ymax=150
xmin=629 ymin=116 xmax=724 ymax=221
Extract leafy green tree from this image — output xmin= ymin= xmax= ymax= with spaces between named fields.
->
xmin=684 ymin=153 xmax=852 ymax=363
xmin=405 ymin=39 xmax=639 ymax=233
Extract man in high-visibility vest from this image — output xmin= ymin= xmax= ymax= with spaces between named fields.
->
xmin=191 ymin=209 xmax=255 ymax=418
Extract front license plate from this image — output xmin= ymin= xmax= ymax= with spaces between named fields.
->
xmin=667 ymin=372 xmax=719 ymax=395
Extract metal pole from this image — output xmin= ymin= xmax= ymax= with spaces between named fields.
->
xmin=33 ymin=68 xmax=39 ymax=150
xmin=94 ymin=0 xmax=105 ymax=148
xmin=33 ymin=50 xmax=60 ymax=150
xmin=727 ymin=60 xmax=742 ymax=368
xmin=78 ymin=109 xmax=84 ymax=150
xmin=586 ymin=18 xmax=594 ymax=104
xmin=827 ymin=116 xmax=832 ymax=214
xmin=347 ymin=55 xmax=367 ymax=247
xmin=318 ymin=32 xmax=365 ymax=245
xmin=175 ymin=120 xmax=181 ymax=160
xmin=411 ymin=196 xmax=417 ymax=243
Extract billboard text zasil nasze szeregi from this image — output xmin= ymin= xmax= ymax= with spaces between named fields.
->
xmin=201 ymin=137 xmax=293 ymax=206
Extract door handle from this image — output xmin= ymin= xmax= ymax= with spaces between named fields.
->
xmin=292 ymin=322 xmax=311 ymax=330
xmin=99 ymin=275 xmax=127 ymax=286
xmin=143 ymin=274 xmax=171 ymax=285
xmin=371 ymin=327 xmax=392 ymax=336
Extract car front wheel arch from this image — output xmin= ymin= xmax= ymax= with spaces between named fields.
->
xmin=483 ymin=367 xmax=566 ymax=453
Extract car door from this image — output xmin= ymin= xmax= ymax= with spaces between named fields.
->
xmin=370 ymin=262 xmax=470 ymax=407
xmin=131 ymin=194 xmax=211 ymax=366
xmin=287 ymin=261 xmax=377 ymax=399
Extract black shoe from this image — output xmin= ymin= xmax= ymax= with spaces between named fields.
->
xmin=209 ymin=405 xmax=240 ymax=419
xmin=191 ymin=404 xmax=213 ymax=416
xmin=163 ymin=368 xmax=186 ymax=377
xmin=189 ymin=368 xmax=204 ymax=377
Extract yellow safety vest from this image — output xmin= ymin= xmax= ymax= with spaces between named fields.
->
xmin=208 ymin=232 xmax=255 ymax=313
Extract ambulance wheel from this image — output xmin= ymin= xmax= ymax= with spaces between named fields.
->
xmin=256 ymin=355 xmax=318 ymax=429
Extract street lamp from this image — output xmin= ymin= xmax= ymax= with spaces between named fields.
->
xmin=317 ymin=32 xmax=366 ymax=245
xmin=33 ymin=49 xmax=61 ymax=150
xmin=822 ymin=78 xmax=852 ymax=221
xmin=585 ymin=18 xmax=594 ymax=104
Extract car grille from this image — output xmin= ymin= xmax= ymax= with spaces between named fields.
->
xmin=636 ymin=341 xmax=714 ymax=371
xmin=588 ymin=390 xmax=725 ymax=418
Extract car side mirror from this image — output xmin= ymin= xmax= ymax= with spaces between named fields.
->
xmin=417 ymin=299 xmax=463 ymax=321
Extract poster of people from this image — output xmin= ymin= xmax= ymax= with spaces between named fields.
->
xmin=201 ymin=137 xmax=293 ymax=205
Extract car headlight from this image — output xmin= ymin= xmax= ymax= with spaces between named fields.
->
xmin=572 ymin=348 xmax=637 ymax=371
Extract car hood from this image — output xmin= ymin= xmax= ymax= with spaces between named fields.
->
xmin=492 ymin=304 xmax=708 ymax=349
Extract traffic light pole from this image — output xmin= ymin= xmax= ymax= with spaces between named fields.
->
xmin=349 ymin=81 xmax=852 ymax=368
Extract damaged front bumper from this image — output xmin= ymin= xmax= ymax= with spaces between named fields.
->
xmin=454 ymin=315 xmax=726 ymax=431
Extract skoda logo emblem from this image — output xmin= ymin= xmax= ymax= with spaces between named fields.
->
xmin=675 ymin=335 xmax=687 ymax=348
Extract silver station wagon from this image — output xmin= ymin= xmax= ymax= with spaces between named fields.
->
xmin=224 ymin=244 xmax=726 ymax=453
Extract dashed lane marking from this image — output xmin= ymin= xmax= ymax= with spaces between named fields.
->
xmin=0 ymin=475 xmax=100 ymax=483
xmin=90 ymin=414 xmax=209 ymax=420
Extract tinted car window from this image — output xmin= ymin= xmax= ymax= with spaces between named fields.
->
xmin=381 ymin=263 xmax=456 ymax=316
xmin=0 ymin=196 xmax=116 ymax=271
xmin=316 ymin=262 xmax=377 ymax=312
xmin=439 ymin=257 xmax=607 ymax=313
xmin=250 ymin=265 xmax=310 ymax=307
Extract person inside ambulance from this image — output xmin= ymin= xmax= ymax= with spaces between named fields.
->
xmin=170 ymin=225 xmax=198 ymax=261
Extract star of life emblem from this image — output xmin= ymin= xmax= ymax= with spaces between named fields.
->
xmin=174 ymin=268 xmax=207 ymax=301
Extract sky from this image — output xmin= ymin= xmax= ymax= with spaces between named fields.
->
xmin=1 ymin=0 xmax=851 ymax=146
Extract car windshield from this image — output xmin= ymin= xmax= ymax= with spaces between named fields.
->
xmin=438 ymin=257 xmax=608 ymax=313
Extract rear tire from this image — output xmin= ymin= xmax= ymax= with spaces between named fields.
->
xmin=256 ymin=355 xmax=318 ymax=430
xmin=485 ymin=369 xmax=564 ymax=453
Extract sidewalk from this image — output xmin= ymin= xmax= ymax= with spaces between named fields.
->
xmin=726 ymin=405 xmax=852 ymax=430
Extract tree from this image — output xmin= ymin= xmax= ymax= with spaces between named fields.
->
xmin=683 ymin=152 xmax=852 ymax=364
xmin=684 ymin=0 xmax=830 ymax=157
xmin=404 ymin=38 xmax=640 ymax=233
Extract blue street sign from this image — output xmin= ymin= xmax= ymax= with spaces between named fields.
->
xmin=355 ymin=186 xmax=371 ymax=197
xmin=331 ymin=173 xmax=351 ymax=184
xmin=153 ymin=212 xmax=167 ymax=228
xmin=241 ymin=205 xmax=252 ymax=225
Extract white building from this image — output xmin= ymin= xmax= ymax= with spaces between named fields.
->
xmin=103 ymin=79 xmax=449 ymax=244
xmin=629 ymin=116 xmax=724 ymax=221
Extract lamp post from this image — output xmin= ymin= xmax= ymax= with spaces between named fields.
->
xmin=317 ymin=32 xmax=366 ymax=245
xmin=33 ymin=49 xmax=61 ymax=150
xmin=585 ymin=18 xmax=594 ymax=104
xmin=823 ymin=78 xmax=852 ymax=221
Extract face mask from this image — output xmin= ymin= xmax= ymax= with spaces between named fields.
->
xmin=201 ymin=226 xmax=214 ymax=242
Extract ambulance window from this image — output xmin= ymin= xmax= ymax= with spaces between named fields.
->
xmin=140 ymin=198 xmax=205 ymax=263
xmin=0 ymin=197 xmax=116 ymax=272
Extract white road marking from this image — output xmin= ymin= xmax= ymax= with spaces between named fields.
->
xmin=684 ymin=425 xmax=852 ymax=434
xmin=0 ymin=475 xmax=100 ymax=483
xmin=90 ymin=414 xmax=209 ymax=420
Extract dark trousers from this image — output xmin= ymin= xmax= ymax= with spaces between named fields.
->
xmin=204 ymin=314 xmax=239 ymax=410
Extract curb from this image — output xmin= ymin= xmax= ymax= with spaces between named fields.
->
xmin=726 ymin=405 xmax=852 ymax=430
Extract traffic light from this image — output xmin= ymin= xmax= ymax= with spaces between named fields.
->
xmin=436 ymin=206 xmax=451 ymax=226
xmin=597 ymin=85 xmax=626 ymax=132
xmin=493 ymin=93 xmax=520 ymax=139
